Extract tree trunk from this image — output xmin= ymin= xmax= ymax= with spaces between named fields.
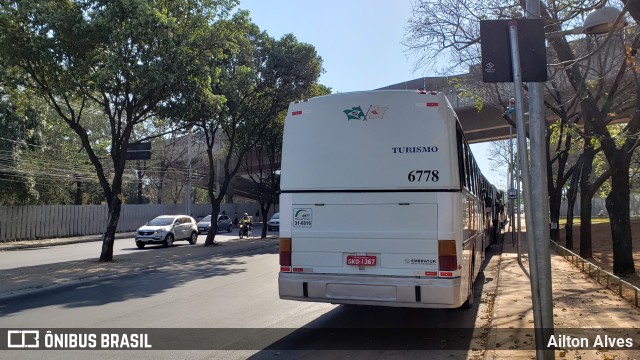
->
xmin=565 ymin=211 xmax=574 ymax=250
xmin=606 ymin=164 xmax=636 ymax=275
xmin=564 ymin=162 xmax=580 ymax=250
xmin=578 ymin=137 xmax=600 ymax=259
xmin=204 ymin=202 xmax=221 ymax=246
xmin=74 ymin=180 xmax=83 ymax=205
xmin=549 ymin=191 xmax=561 ymax=242
xmin=260 ymin=207 xmax=268 ymax=239
xmin=578 ymin=187 xmax=593 ymax=259
xmin=259 ymin=203 xmax=272 ymax=239
xmin=99 ymin=192 xmax=122 ymax=262
xmin=204 ymin=144 xmax=219 ymax=246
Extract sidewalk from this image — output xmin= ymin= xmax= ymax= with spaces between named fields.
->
xmin=487 ymin=232 xmax=640 ymax=359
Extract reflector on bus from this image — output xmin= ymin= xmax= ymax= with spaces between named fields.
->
xmin=438 ymin=239 xmax=457 ymax=271
xmin=280 ymin=238 xmax=292 ymax=267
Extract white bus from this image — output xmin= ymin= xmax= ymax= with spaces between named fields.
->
xmin=278 ymin=90 xmax=499 ymax=309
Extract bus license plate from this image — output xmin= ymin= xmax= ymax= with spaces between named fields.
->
xmin=346 ymin=255 xmax=377 ymax=266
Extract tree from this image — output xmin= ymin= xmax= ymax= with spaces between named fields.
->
xmin=405 ymin=0 xmax=640 ymax=275
xmin=242 ymin=83 xmax=331 ymax=239
xmin=564 ymin=155 xmax=581 ymax=249
xmin=577 ymin=136 xmax=611 ymax=258
xmin=543 ymin=79 xmax=582 ymax=243
xmin=241 ymin=114 xmax=284 ymax=239
xmin=0 ymin=91 xmax=116 ymax=206
xmin=170 ymin=11 xmax=325 ymax=246
xmin=487 ymin=139 xmax=516 ymax=190
xmin=0 ymin=0 xmax=237 ymax=261
xmin=0 ymin=86 xmax=42 ymax=204
xmin=546 ymin=6 xmax=639 ymax=275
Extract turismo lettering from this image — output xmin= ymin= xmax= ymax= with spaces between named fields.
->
xmin=392 ymin=146 xmax=438 ymax=154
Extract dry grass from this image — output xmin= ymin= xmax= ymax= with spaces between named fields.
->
xmin=556 ymin=217 xmax=640 ymax=289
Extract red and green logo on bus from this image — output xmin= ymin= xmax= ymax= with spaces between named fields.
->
xmin=343 ymin=105 xmax=388 ymax=121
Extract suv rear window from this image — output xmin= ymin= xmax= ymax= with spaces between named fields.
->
xmin=148 ymin=217 xmax=174 ymax=226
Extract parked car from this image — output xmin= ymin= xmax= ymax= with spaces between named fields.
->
xmin=197 ymin=214 xmax=233 ymax=234
xmin=135 ymin=215 xmax=198 ymax=249
xmin=267 ymin=212 xmax=280 ymax=231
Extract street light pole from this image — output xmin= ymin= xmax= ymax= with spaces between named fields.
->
xmin=529 ymin=69 xmax=555 ymax=360
xmin=185 ymin=127 xmax=192 ymax=216
xmin=481 ymin=6 xmax=624 ymax=359
xmin=527 ymin=0 xmax=555 ymax=358
xmin=508 ymin=21 xmax=547 ymax=357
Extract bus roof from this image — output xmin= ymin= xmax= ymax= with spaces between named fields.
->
xmin=280 ymin=90 xmax=462 ymax=192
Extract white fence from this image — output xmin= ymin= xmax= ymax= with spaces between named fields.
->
xmin=0 ymin=203 xmax=269 ymax=242
xmin=559 ymin=196 xmax=640 ymax=217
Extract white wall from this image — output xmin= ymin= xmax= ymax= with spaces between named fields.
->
xmin=0 ymin=203 xmax=274 ymax=241
xmin=559 ymin=196 xmax=640 ymax=217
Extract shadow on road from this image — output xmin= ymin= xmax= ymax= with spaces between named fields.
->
xmin=0 ymin=239 xmax=278 ymax=316
xmin=247 ymin=241 xmax=503 ymax=357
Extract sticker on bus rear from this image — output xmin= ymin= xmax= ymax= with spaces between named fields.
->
xmin=293 ymin=208 xmax=312 ymax=227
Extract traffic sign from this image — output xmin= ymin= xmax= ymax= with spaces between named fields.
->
xmin=126 ymin=142 xmax=151 ymax=160
xmin=480 ymin=19 xmax=547 ymax=83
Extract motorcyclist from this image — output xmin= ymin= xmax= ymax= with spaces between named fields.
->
xmin=240 ymin=213 xmax=252 ymax=236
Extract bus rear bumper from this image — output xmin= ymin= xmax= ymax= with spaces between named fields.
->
xmin=279 ymin=272 xmax=464 ymax=309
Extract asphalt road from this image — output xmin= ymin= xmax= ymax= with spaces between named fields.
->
xmin=0 ymin=230 xmax=258 ymax=270
xmin=1 ymin=232 xmax=499 ymax=359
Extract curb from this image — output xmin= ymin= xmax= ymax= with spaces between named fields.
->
xmin=0 ymin=233 xmax=136 ymax=251
xmin=482 ymin=239 xmax=506 ymax=357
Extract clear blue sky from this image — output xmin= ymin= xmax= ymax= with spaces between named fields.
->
xmin=238 ymin=0 xmax=501 ymax=188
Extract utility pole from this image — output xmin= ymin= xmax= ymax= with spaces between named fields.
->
xmin=509 ymin=125 xmax=522 ymax=264
xmin=508 ymin=22 xmax=546 ymax=357
xmin=185 ymin=127 xmax=192 ymax=216
xmin=526 ymin=0 xmax=555 ymax=357
xmin=136 ymin=160 xmax=143 ymax=204
xmin=481 ymin=5 xmax=557 ymax=357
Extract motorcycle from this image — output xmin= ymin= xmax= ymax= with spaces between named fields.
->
xmin=239 ymin=223 xmax=251 ymax=239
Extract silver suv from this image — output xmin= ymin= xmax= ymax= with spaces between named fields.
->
xmin=135 ymin=215 xmax=198 ymax=249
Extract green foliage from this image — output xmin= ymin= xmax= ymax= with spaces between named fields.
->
xmin=201 ymin=11 xmax=324 ymax=157
xmin=450 ymin=79 xmax=483 ymax=111
xmin=0 ymin=0 xmax=237 ymax=199
xmin=594 ymin=124 xmax=635 ymax=198
xmin=0 ymin=0 xmax=240 ymax=260
xmin=0 ymin=0 xmax=325 ymax=214
xmin=0 ymin=86 xmax=43 ymax=204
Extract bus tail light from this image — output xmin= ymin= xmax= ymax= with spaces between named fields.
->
xmin=280 ymin=237 xmax=292 ymax=267
xmin=438 ymin=239 xmax=457 ymax=271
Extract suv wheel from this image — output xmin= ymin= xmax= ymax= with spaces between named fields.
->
xmin=164 ymin=234 xmax=174 ymax=247
xmin=188 ymin=232 xmax=197 ymax=245
xmin=227 ymin=224 xmax=232 ymax=233
xmin=136 ymin=242 xmax=145 ymax=249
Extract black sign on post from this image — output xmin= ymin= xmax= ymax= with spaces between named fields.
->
xmin=480 ymin=19 xmax=547 ymax=83
xmin=126 ymin=142 xmax=152 ymax=160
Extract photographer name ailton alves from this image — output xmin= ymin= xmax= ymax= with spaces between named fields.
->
xmin=547 ymin=334 xmax=635 ymax=349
